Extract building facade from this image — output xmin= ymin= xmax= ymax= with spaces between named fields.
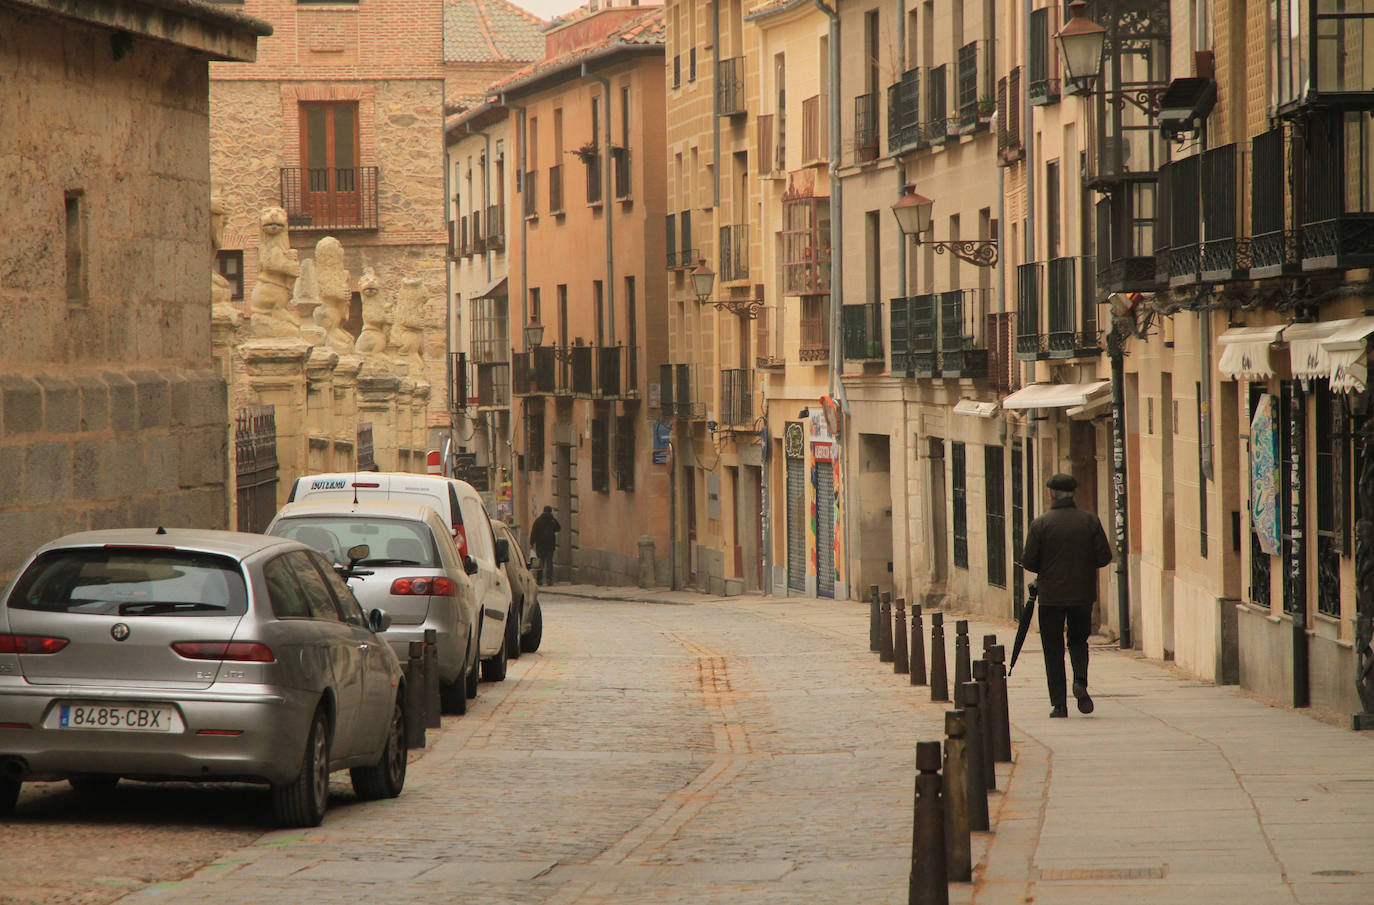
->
xmin=497 ymin=4 xmax=672 ymax=585
xmin=0 ymin=0 xmax=265 ymax=585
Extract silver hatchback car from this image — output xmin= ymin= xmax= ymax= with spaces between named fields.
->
xmin=0 ymin=529 xmax=407 ymax=827
xmin=266 ymin=500 xmax=481 ymax=714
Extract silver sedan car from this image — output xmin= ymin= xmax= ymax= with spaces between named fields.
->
xmin=266 ymin=500 xmax=481 ymax=715
xmin=0 ymin=529 xmax=407 ymax=827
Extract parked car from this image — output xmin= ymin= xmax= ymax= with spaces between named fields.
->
xmin=287 ymin=473 xmax=516 ymax=680
xmin=492 ymin=520 xmax=542 ymax=655
xmin=0 ymin=528 xmax=407 ymax=827
xmin=266 ymin=500 xmax=481 ymax=713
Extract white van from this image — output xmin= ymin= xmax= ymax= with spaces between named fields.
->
xmin=287 ymin=473 xmax=516 ymax=680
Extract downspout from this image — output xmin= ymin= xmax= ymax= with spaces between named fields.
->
xmin=815 ymin=0 xmax=850 ymax=595
xmin=443 ymin=136 xmax=454 ymax=449
xmin=895 ymin=0 xmax=906 ymax=301
xmin=466 ymin=123 xmax=494 ymax=286
xmin=713 ymin=0 xmax=721 ymax=207
xmin=585 ymin=65 xmax=616 ymax=347
xmin=502 ymin=96 xmax=529 ymax=528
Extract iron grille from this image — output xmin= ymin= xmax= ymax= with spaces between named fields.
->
xmin=986 ymin=444 xmax=1006 ymax=588
xmin=854 ymin=93 xmax=878 ymax=162
xmin=952 ymin=441 xmax=968 ymax=570
xmin=716 ymin=56 xmax=746 ymax=116
xmin=280 ymin=167 xmax=379 ymax=230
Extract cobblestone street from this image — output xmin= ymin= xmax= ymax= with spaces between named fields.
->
xmin=5 ymin=589 xmax=1374 ymax=905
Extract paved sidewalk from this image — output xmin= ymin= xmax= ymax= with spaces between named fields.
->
xmin=553 ymin=584 xmax=1374 ymax=904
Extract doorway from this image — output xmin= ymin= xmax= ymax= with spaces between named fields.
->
xmin=555 ymin=443 xmax=575 ymax=581
xmin=857 ymin=434 xmax=893 ymax=595
xmin=927 ymin=437 xmax=948 ymax=587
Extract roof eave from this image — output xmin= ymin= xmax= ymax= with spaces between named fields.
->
xmin=494 ymin=41 xmax=662 ymax=100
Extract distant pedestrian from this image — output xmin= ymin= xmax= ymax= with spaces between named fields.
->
xmin=1019 ymin=473 xmax=1113 ymax=718
xmin=530 ymin=505 xmax=561 ymax=586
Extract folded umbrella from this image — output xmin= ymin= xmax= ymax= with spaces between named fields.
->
xmin=1007 ymin=583 xmax=1038 ymax=676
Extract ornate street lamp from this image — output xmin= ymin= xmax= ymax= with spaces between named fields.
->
xmin=523 ymin=316 xmax=545 ymax=349
xmin=1054 ymin=0 xmax=1165 ymax=116
xmin=891 ymin=185 xmax=998 ymax=268
xmin=690 ymin=259 xmax=716 ymax=303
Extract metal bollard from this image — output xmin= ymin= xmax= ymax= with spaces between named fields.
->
xmin=929 ymin=613 xmax=949 ymax=702
xmin=423 ymin=629 xmax=442 ymax=729
xmin=910 ymin=740 xmax=949 ymax=905
xmin=404 ymin=641 xmax=427 ymax=750
xmin=942 ymin=710 xmax=972 ymax=883
xmin=954 ymin=620 xmax=971 ymax=690
xmin=870 ymin=584 xmax=881 ymax=652
xmin=879 ymin=592 xmax=894 ymax=663
xmin=957 ymin=681 xmax=989 ymax=831
xmin=893 ymin=598 xmax=910 ymax=675
xmin=973 ymin=660 xmax=996 ymax=791
xmin=986 ymin=644 xmax=1013 ymax=763
xmin=910 ymin=604 xmax=927 ymax=686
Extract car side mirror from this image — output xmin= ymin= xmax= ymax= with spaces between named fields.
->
xmin=494 ymin=537 xmax=510 ymax=565
xmin=347 ymin=544 xmax=370 ymax=565
xmin=368 ymin=608 xmax=392 ymax=633
xmin=464 ymin=555 xmax=479 ymax=576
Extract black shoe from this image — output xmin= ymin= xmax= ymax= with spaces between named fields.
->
xmin=1049 ymin=706 xmax=1068 ymax=718
xmin=1073 ymin=681 xmax=1094 ymax=714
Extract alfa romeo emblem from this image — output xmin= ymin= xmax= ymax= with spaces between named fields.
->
xmin=111 ymin=623 xmax=130 ymax=641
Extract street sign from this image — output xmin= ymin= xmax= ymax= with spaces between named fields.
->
xmin=652 ymin=422 xmax=670 ymax=465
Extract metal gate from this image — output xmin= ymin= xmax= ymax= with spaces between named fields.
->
xmin=816 ymin=463 xmax=835 ymax=598
xmin=235 ymin=405 xmax=278 ymax=534
xmin=786 ymin=458 xmax=806 ymax=592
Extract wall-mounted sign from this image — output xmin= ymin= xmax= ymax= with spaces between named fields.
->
xmin=785 ymin=422 xmax=805 ymax=459
xmin=652 ymin=422 xmax=671 ymax=464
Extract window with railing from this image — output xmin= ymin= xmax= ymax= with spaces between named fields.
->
xmin=986 ymin=444 xmax=1006 ymax=588
xmin=842 ymin=302 xmax=884 ymax=361
xmin=447 ymin=351 xmax=467 ymax=413
xmin=486 ymin=203 xmax=504 ymax=248
xmin=666 ymin=210 xmax=695 ymax=269
xmin=525 ymin=401 xmax=545 ymax=471
xmin=1046 ymin=257 xmax=1079 ymax=355
xmin=802 ymin=95 xmax=827 ymax=163
xmin=854 ymin=93 xmax=878 ymax=162
xmin=800 ymin=296 xmax=830 ymax=361
xmin=1096 ymin=181 xmax=1159 ymax=291
xmin=591 ymin=403 xmax=610 ymax=492
xmin=613 ymin=147 xmax=631 ymax=200
xmin=615 ymin=410 xmax=635 ymax=491
xmin=1016 ymin=262 xmax=1044 ymax=359
xmin=998 ymin=67 xmax=1024 ymax=164
xmin=1302 ymin=110 xmax=1374 ymax=268
xmin=888 ymin=68 xmax=921 ymax=153
xmin=472 ymin=209 xmax=485 ymax=254
xmin=1027 ymin=8 xmax=1059 ymax=105
xmin=782 ymin=194 xmax=831 ymax=294
xmin=952 ymin=441 xmax=968 ymax=569
xmin=545 ymin=165 xmax=561 ymax=214
xmin=585 ymin=154 xmax=602 ymax=205
xmin=523 ymin=170 xmax=538 ymax=217
xmin=924 ymin=64 xmax=948 ymax=142
xmin=937 ymin=289 xmax=992 ymax=377
xmin=673 ymin=54 xmax=681 ymax=89
xmin=717 ymin=56 xmax=746 ymax=116
xmin=470 ymin=295 xmax=509 ymax=365
xmin=956 ymin=41 xmax=988 ymax=128
xmin=756 ymin=305 xmax=785 ymax=368
xmin=720 ymin=369 xmax=754 ymax=426
xmin=758 ymin=114 xmax=775 ymax=175
xmin=719 ymin=223 xmax=749 ymax=282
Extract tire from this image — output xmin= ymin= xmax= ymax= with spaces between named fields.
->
xmin=465 ymin=617 xmax=481 ymax=698
xmin=272 ymin=708 xmax=330 ymax=828
xmin=505 ymin=601 xmax=522 ymax=660
xmin=441 ymin=628 xmax=472 ymax=715
xmin=521 ymin=601 xmax=543 ymax=653
xmin=0 ymin=778 xmax=19 ymax=816
xmin=481 ymin=630 xmax=508 ymax=682
xmin=350 ymin=696 xmax=407 ymax=801
xmin=68 ymin=773 xmax=120 ymax=795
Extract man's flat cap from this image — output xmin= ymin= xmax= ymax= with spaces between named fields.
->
xmin=1046 ymin=472 xmax=1078 ymax=492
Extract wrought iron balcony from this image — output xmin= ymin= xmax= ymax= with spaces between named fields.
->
xmin=800 ymin=312 xmax=830 ymax=362
xmin=801 ymin=94 xmax=827 ymax=164
xmin=956 ymin=41 xmax=993 ymax=131
xmin=719 ymin=368 xmax=754 ymax=428
xmin=938 ymin=288 xmax=992 ymax=377
xmin=562 ymin=345 xmax=594 ymax=395
xmin=613 ymin=147 xmax=631 ymax=200
xmin=756 ymin=305 xmax=785 ymax=369
xmin=485 ymin=204 xmax=504 ymax=249
xmin=515 ymin=346 xmax=557 ymax=394
xmin=842 ymin=302 xmax=884 ymax=362
xmin=716 ymin=56 xmax=746 ymax=117
xmin=854 ymin=92 xmax=879 ymax=163
xmin=720 ymin=223 xmax=750 ymax=282
xmin=595 ymin=344 xmax=638 ymax=398
xmin=585 ymin=155 xmax=602 ymax=205
xmin=1046 ymin=257 xmax=1100 ymax=358
xmin=665 ymin=210 xmax=694 ymax=269
xmin=1095 ymin=182 xmax=1159 ymax=294
xmin=888 ymin=69 xmax=922 ymax=155
xmin=1301 ymin=111 xmax=1374 ymax=271
xmin=280 ymin=167 xmax=379 ymax=230
xmin=1015 ymin=262 xmax=1046 ymax=360
xmin=476 ymin=361 xmax=510 ymax=407
xmin=523 ymin=170 xmax=539 ymax=218
xmin=548 ymin=165 xmax=563 ymax=214
xmin=889 ymin=293 xmax=938 ymax=377
xmin=923 ymin=64 xmax=949 ymax=142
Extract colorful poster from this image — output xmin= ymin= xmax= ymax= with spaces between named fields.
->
xmin=1250 ymin=393 xmax=1279 ymax=556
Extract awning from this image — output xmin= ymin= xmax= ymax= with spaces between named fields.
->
xmin=1217 ymin=325 xmax=1283 ymax=381
xmin=1320 ymin=317 xmax=1374 ymax=393
xmin=953 ymin=399 xmax=999 ymax=418
xmin=1001 ymin=380 xmax=1111 ymax=411
xmin=474 ymin=276 xmax=508 ymax=300
xmin=1283 ymin=320 xmax=1348 ymax=383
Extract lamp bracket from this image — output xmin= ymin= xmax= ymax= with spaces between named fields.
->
xmin=926 ymin=239 xmax=999 ymax=268
xmin=712 ymin=298 xmax=765 ymax=319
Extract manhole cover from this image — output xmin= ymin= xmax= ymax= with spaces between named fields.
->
xmin=1035 ymin=866 xmax=1166 ymax=881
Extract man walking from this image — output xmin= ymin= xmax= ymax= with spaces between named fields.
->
xmin=530 ymin=505 xmax=561 ymax=586
xmin=1019 ymin=473 xmax=1113 ymax=718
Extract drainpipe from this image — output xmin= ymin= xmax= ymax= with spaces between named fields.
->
xmin=814 ymin=0 xmax=851 ymax=596
xmin=895 ymin=0 xmax=906 ymax=301
xmin=502 ymin=96 xmax=529 ymax=529
xmin=713 ymin=0 xmax=721 ymax=208
xmin=585 ymin=66 xmax=616 ymax=347
xmin=466 ymin=124 xmax=494 ymax=286
xmin=443 ymin=136 xmax=454 ymax=451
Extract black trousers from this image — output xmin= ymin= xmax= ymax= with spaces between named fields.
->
xmin=1038 ymin=604 xmax=1092 ymax=707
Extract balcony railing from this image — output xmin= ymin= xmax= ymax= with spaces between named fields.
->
xmin=937 ymin=289 xmax=992 ymax=378
xmin=1016 ymin=262 xmax=1046 ymax=360
xmin=548 ymin=165 xmax=563 ymax=214
xmin=613 ymin=147 xmax=631 ymax=199
xmin=1096 ymin=182 xmax=1159 ymax=293
xmin=719 ymin=369 xmax=754 ymax=427
xmin=585 ymin=156 xmax=602 ymax=205
xmin=956 ymin=41 xmax=992 ymax=130
xmin=909 ymin=293 xmax=938 ymax=376
xmin=280 ymin=167 xmax=379 ymax=230
xmin=720 ymin=223 xmax=749 ymax=282
xmin=1045 ymin=257 xmax=1100 ymax=358
xmin=447 ymin=351 xmax=467 ymax=413
xmin=594 ymin=344 xmax=637 ymax=397
xmin=471 ymin=209 xmax=485 ymax=254
xmin=802 ymin=94 xmax=827 ymax=164
xmin=888 ymin=68 xmax=922 ymax=154
xmin=759 ymin=114 xmax=776 ymax=175
xmin=1027 ymin=7 xmax=1060 ymax=106
xmin=756 ymin=305 xmax=785 ymax=369
xmin=998 ymin=68 xmax=1024 ymax=165
xmin=485 ymin=204 xmax=504 ymax=249
xmin=523 ymin=170 xmax=539 ymax=218
xmin=921 ymin=64 xmax=949 ymax=143
xmin=800 ymin=312 xmax=829 ymax=361
xmin=659 ymin=362 xmax=704 ymax=420
xmin=515 ymin=346 xmax=557 ymax=394
xmin=1301 ymin=110 xmax=1374 ymax=270
xmin=842 ymin=302 xmax=884 ymax=362
xmin=1249 ymin=127 xmax=1300 ymax=276
xmin=476 ymin=361 xmax=510 ymax=407
xmin=717 ymin=56 xmax=746 ymax=117
xmin=854 ymin=93 xmax=879 ymax=163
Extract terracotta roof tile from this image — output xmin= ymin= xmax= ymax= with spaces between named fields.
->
xmin=489 ymin=7 xmax=664 ymax=93
xmin=445 ymin=0 xmax=547 ymax=63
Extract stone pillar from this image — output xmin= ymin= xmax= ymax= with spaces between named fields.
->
xmin=304 ymin=346 xmax=339 ymax=474
xmin=357 ymin=363 xmax=401 ymax=472
xmin=240 ymin=339 xmax=312 ymax=509
xmin=332 ymin=354 xmax=362 ymax=471
xmin=414 ymin=380 xmax=433 ymax=472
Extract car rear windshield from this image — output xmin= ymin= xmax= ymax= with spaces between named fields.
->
xmin=272 ymin=517 xmax=440 ymax=568
xmin=5 ymin=548 xmax=249 ymax=616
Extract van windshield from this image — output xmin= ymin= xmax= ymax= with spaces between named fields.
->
xmin=272 ymin=517 xmax=439 ymax=568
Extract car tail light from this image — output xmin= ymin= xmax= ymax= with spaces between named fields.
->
xmin=452 ymin=524 xmax=468 ymax=557
xmin=0 ymin=633 xmax=69 ymax=654
xmin=171 ymin=641 xmax=275 ymax=662
xmin=390 ymin=577 xmax=456 ymax=596
xmin=353 ymin=481 xmax=381 ymax=489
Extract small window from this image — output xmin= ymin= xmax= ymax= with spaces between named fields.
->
xmin=65 ymin=191 xmax=86 ymax=306
xmin=216 ymin=250 xmax=244 ymax=300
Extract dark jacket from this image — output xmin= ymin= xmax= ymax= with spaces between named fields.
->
xmin=1019 ymin=497 xmax=1113 ymax=606
xmin=530 ymin=513 xmax=560 ymax=552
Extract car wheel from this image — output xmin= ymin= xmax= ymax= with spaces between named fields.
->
xmin=0 ymin=777 xmax=19 ymax=816
xmin=272 ymin=708 xmax=330 ymax=828
xmin=68 ymin=773 xmax=120 ymax=795
xmin=481 ymin=631 xmax=508 ymax=682
xmin=506 ymin=601 xmax=522 ymax=660
xmin=521 ymin=600 xmax=543 ymax=653
xmin=350 ymin=695 xmax=407 ymax=801
xmin=465 ymin=617 xmax=481 ymax=698
xmin=442 ymin=628 xmax=472 ymax=715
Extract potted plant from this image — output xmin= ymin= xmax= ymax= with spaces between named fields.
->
xmin=571 ymin=141 xmax=599 ymax=164
xmin=978 ymin=96 xmax=995 ymax=118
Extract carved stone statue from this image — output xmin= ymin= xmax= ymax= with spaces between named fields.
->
xmin=210 ymin=189 xmax=233 ymax=309
xmin=388 ymin=277 xmax=427 ymax=376
xmin=313 ymin=236 xmax=354 ymax=354
xmin=249 ymin=206 xmax=302 ymax=339
xmin=354 ymin=266 xmax=391 ymax=356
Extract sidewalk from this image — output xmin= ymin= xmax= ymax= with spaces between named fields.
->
xmin=547 ymin=584 xmax=1374 ymax=904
